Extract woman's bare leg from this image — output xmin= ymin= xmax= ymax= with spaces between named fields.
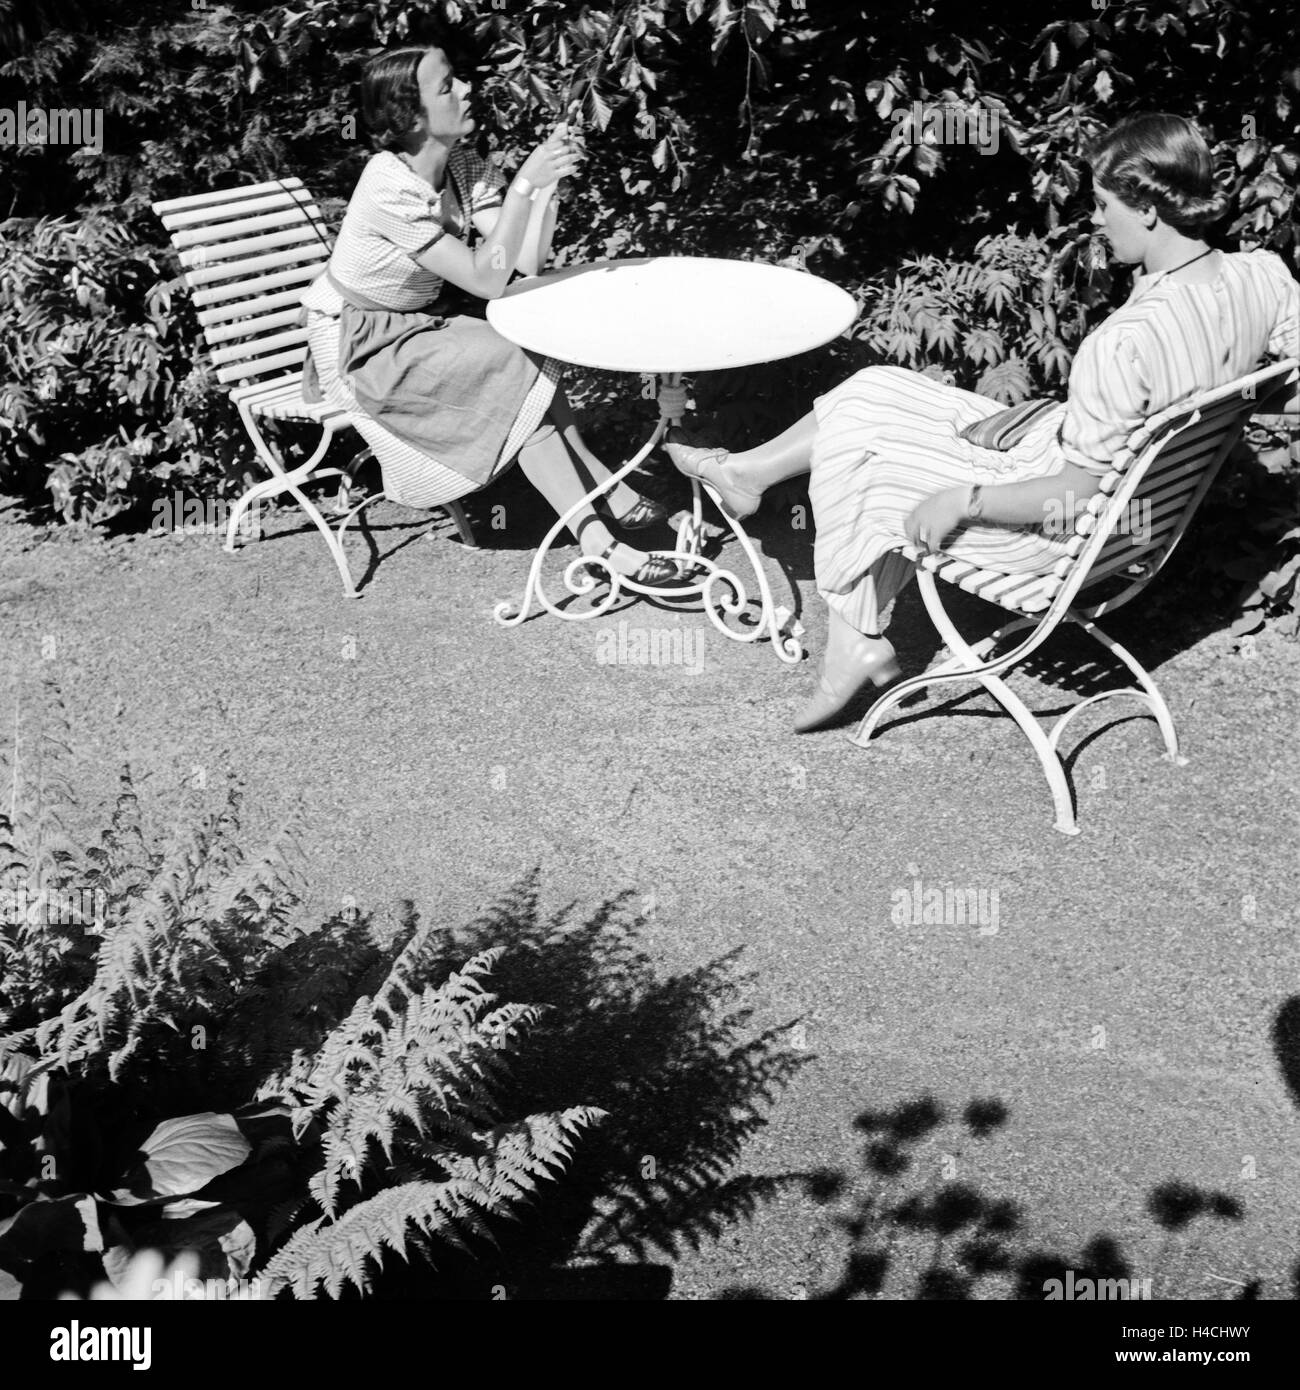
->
xmin=726 ymin=412 xmax=818 ymax=487
xmin=666 ymin=411 xmax=818 ymax=517
xmin=793 ymin=561 xmax=910 ymax=732
xmin=545 ymin=387 xmax=642 ymax=514
xmin=515 ymin=422 xmax=651 ymax=577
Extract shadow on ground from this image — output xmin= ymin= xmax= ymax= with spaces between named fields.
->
xmin=710 ymin=994 xmax=1300 ymax=1301
xmin=713 ymin=1094 xmax=1264 ymax=1302
xmin=335 ymin=871 xmax=810 ymax=1300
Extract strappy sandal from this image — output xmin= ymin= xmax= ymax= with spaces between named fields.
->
xmin=584 ymin=540 xmax=686 ymax=589
xmin=597 ymin=494 xmax=670 ymax=530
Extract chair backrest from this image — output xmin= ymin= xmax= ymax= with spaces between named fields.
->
xmin=1051 ymin=358 xmax=1299 ymax=609
xmin=151 ymin=178 xmax=332 ymax=389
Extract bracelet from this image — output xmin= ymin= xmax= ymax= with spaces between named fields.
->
xmin=510 ymin=175 xmax=539 ymax=201
xmin=967 ymin=484 xmax=985 ymax=520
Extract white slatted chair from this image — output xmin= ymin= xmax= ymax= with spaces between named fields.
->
xmin=151 ymin=177 xmax=475 ymax=598
xmin=850 ymin=358 xmax=1299 ymax=835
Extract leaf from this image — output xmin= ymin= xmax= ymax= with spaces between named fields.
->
xmin=157 ymin=1197 xmax=222 ymax=1220
xmin=109 ymin=1113 xmax=251 ymax=1205
xmin=976 ymin=359 xmax=1033 ymax=404
xmin=586 ymin=87 xmax=613 ymax=132
xmin=0 ymin=1192 xmax=103 ymax=1266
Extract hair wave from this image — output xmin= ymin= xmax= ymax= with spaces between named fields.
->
xmin=1086 ymin=113 xmax=1230 ymax=232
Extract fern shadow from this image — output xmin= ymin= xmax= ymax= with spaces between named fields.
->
xmin=368 ymin=870 xmax=810 ymax=1299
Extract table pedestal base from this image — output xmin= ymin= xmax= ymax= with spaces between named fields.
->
xmin=493 ymin=375 xmax=805 ymax=665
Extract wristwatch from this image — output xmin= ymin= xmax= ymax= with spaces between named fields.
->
xmin=510 ymin=175 xmax=539 ymax=201
xmin=967 ymin=484 xmax=985 ymax=520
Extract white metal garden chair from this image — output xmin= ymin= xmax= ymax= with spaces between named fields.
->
xmin=151 ymin=177 xmax=475 ymax=598
xmin=850 ymin=358 xmax=1299 ymax=835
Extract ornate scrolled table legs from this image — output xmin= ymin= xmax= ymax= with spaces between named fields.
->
xmin=493 ymin=372 xmax=805 ymax=664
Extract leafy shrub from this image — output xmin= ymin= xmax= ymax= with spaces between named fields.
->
xmin=849 ymin=232 xmax=1088 ymax=402
xmin=5 ymin=3 xmax=1297 ymax=267
xmin=0 ymin=683 xmax=601 ymax=1298
xmin=0 ymin=214 xmax=249 ymax=523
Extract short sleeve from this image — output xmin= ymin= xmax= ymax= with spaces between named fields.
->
xmin=1058 ymin=328 xmax=1152 ymax=477
xmin=359 ymin=157 xmax=448 ymax=260
xmin=1251 ymin=251 xmax=1300 ymax=361
xmin=451 ymin=147 xmax=507 ymax=216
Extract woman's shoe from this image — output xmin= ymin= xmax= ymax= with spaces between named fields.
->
xmin=793 ymin=637 xmax=901 ymax=733
xmin=598 ymin=493 xmax=670 ymax=530
xmin=584 ymin=540 xmax=686 ymax=589
xmin=663 ymin=428 xmax=762 ymax=521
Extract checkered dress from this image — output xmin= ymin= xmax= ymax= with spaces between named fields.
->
xmin=302 ymin=148 xmax=561 ymax=508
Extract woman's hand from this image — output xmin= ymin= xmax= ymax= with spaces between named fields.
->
xmin=519 ymin=122 xmax=584 ymax=192
xmin=903 ymin=486 xmax=970 ymax=553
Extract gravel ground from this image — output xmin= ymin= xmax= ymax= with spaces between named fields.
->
xmin=2 ymin=480 xmax=1297 ymax=1301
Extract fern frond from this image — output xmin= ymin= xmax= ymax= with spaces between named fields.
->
xmin=206 ymin=795 xmax=304 ymax=927
xmin=258 ymin=1179 xmax=500 ymax=1299
xmin=29 ymin=785 xmax=307 ymax=1081
xmin=308 ymin=1000 xmax=533 ymax=1214
xmin=433 ymin=1107 xmax=607 ymax=1207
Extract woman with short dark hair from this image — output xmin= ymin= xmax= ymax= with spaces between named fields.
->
xmin=302 ymin=43 xmax=677 ymax=585
xmin=666 ymin=113 xmax=1299 ymax=730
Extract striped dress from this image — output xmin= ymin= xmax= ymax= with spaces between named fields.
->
xmin=810 ymin=250 xmax=1300 ymax=632
xmin=301 ymin=147 xmax=562 ymax=508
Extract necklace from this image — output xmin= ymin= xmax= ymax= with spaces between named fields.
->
xmin=1156 ymin=246 xmax=1215 ymax=278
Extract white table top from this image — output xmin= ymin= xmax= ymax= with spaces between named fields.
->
xmin=486 ymin=256 xmax=858 ymax=374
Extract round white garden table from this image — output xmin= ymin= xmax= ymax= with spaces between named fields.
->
xmin=486 ymin=256 xmax=858 ymax=662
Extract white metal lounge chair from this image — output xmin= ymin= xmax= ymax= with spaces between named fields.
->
xmin=850 ymin=358 xmax=1300 ymax=835
xmin=151 ymin=177 xmax=475 ymax=598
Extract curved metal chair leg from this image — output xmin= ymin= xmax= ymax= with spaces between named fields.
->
xmin=328 ymin=446 xmax=373 ymax=517
xmin=225 ymin=418 xmax=342 ymax=550
xmin=1057 ymin=616 xmax=1187 ymax=764
xmin=849 ymin=589 xmax=1040 ymax=745
xmin=335 ymin=488 xmax=387 ymax=545
xmin=976 ymin=665 xmax=1079 ymax=835
xmin=224 ymin=458 xmax=324 ymax=552
xmin=283 ymin=481 xmax=359 ymax=598
xmin=850 ymin=569 xmax=1078 ymax=834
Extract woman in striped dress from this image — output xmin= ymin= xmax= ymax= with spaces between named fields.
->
xmin=301 ymin=43 xmax=679 ymax=587
xmin=667 ymin=113 xmax=1300 ymax=730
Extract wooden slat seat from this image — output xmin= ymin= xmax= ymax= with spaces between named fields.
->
xmin=153 ymin=177 xmax=476 ymax=596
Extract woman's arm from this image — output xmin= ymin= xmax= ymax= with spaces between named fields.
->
xmin=904 ymin=461 xmax=1104 ymax=552
xmin=414 ymin=182 xmax=537 ymax=300
xmin=514 ymin=185 xmax=559 ymax=277
xmin=413 ymin=129 xmax=577 ymax=299
xmin=471 ymin=182 xmax=559 ymax=278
